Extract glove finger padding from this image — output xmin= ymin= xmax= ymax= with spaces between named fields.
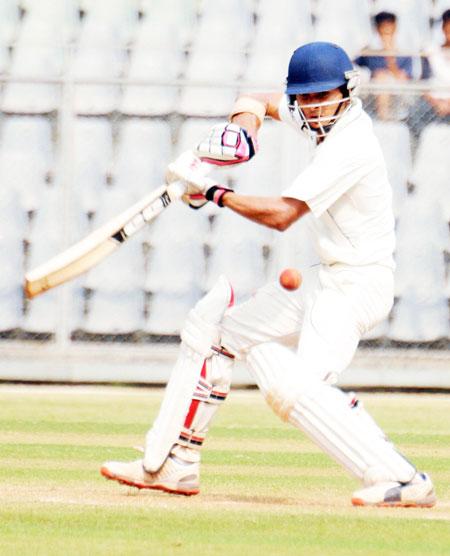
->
xmin=195 ymin=123 xmax=257 ymax=166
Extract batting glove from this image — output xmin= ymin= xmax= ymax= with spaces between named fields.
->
xmin=195 ymin=123 xmax=257 ymax=166
xmin=166 ymin=150 xmax=234 ymax=209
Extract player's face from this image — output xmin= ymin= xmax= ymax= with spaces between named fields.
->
xmin=376 ymin=20 xmax=397 ymax=44
xmin=296 ymin=88 xmax=345 ymax=129
xmin=443 ymin=20 xmax=450 ymax=44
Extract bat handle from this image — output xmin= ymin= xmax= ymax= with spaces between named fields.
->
xmin=166 ymin=180 xmax=186 ymax=201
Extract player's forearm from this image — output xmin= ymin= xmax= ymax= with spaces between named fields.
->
xmin=230 ymin=92 xmax=283 ymax=137
xmin=221 ymin=192 xmax=309 ymax=231
xmin=231 ymin=113 xmax=260 ymax=138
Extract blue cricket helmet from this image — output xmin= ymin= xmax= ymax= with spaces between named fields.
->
xmin=286 ymin=41 xmax=354 ymax=95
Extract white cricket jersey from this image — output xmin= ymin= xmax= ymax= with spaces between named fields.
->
xmin=279 ymin=97 xmax=396 ymax=269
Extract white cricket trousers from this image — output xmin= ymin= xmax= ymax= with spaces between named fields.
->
xmin=220 ymin=263 xmax=394 ymax=382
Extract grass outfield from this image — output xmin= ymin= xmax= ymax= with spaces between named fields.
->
xmin=0 ymin=385 xmax=449 ymax=555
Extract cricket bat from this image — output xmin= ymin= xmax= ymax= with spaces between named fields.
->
xmin=24 ymin=181 xmax=185 ymax=299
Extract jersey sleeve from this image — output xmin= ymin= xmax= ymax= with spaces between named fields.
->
xmin=277 ymin=95 xmax=300 ymax=131
xmin=282 ymin=134 xmax=375 ymax=217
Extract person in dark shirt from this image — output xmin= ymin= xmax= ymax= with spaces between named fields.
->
xmin=423 ymin=9 xmax=450 ymax=118
xmin=354 ymin=11 xmax=413 ymax=119
xmin=409 ymin=9 xmax=450 ymax=137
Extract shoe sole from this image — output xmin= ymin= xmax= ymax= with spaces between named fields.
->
xmin=351 ymin=497 xmax=436 ymax=508
xmin=100 ymin=466 xmax=199 ymax=496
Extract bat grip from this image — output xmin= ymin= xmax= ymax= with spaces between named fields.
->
xmin=166 ymin=180 xmax=186 ymax=201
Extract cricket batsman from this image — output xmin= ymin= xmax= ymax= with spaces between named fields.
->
xmin=101 ymin=42 xmax=436 ymax=507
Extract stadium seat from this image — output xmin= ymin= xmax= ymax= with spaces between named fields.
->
xmin=178 ymin=48 xmax=244 ymax=117
xmin=24 ymin=187 xmax=63 ymax=334
xmin=83 ymin=289 xmax=145 ymax=335
xmin=120 ymin=11 xmax=185 ymax=115
xmin=205 ymin=238 xmax=267 ymax=302
xmin=394 ymin=190 xmax=448 ymax=300
xmin=120 ymin=49 xmax=182 ymax=116
xmin=0 ymin=0 xmax=20 ymax=46
xmin=197 ymin=0 xmax=253 ymax=51
xmin=0 ymin=185 xmax=28 ymax=243
xmin=0 ymin=115 xmax=53 ymax=164
xmin=373 ymin=121 xmax=412 ymax=217
xmin=72 ymin=21 xmax=125 ymax=115
xmin=74 ymin=117 xmax=113 ymax=163
xmin=178 ymin=85 xmax=238 ymax=118
xmin=66 ymin=197 xmax=92 ymax=252
xmin=243 ymin=49 xmax=290 ymax=90
xmin=409 ymin=123 xmax=450 ymax=218
xmin=2 ymin=18 xmax=64 ymax=114
xmin=0 ymin=40 xmax=10 ymax=74
xmin=147 ymin=200 xmax=209 ymax=246
xmin=0 ymin=115 xmax=53 ymax=211
xmin=26 ymin=279 xmax=87 ymax=338
xmin=81 ymin=0 xmax=140 ymax=46
xmin=0 ymin=152 xmax=49 ymax=213
xmin=388 ymin=296 xmax=449 ymax=342
xmin=0 ymin=238 xmax=24 ymax=333
xmin=145 ymin=288 xmax=201 ymax=335
xmin=253 ymin=0 xmax=313 ymax=52
xmin=26 ymin=187 xmax=62 ymax=267
xmin=112 ymin=119 xmax=172 ymax=200
xmin=145 ymin=239 xmax=205 ymax=294
xmin=206 ymin=208 xmax=269 ymax=301
xmin=21 ymin=0 xmax=80 ymax=44
xmin=82 ymin=190 xmax=147 ymax=335
xmin=445 ymin=267 xmax=450 ymax=300
xmin=0 ymin=189 xmax=26 ymax=332
xmin=140 ymin=0 xmax=197 ymax=48
xmin=145 ymin=203 xmax=207 ymax=291
xmin=73 ymin=117 xmax=113 ymax=213
xmin=23 ymin=288 xmax=61 ymax=336
xmin=314 ymin=0 xmax=371 ymax=58
xmin=361 ymin=318 xmax=389 ymax=341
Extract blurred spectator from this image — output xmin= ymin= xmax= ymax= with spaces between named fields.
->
xmin=354 ymin=11 xmax=413 ymax=119
xmin=409 ymin=9 xmax=450 ymax=137
xmin=423 ymin=9 xmax=450 ymax=118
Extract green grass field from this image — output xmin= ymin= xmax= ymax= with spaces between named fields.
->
xmin=0 ymin=385 xmax=449 ymax=556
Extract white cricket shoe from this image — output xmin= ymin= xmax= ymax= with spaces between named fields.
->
xmin=352 ymin=472 xmax=436 ymax=508
xmin=101 ymin=445 xmax=200 ymax=496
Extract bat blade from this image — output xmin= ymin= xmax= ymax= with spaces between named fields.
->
xmin=24 ymin=239 xmax=118 ymax=299
xmin=24 ymin=182 xmax=184 ymax=299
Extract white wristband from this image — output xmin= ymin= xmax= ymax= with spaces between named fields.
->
xmin=229 ymin=96 xmax=266 ymax=127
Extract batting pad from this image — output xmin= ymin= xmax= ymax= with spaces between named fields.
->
xmin=144 ymin=276 xmax=234 ymax=472
xmin=247 ymin=343 xmax=416 ymax=485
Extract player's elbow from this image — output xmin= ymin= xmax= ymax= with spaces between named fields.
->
xmin=270 ymin=211 xmax=297 ymax=232
xmin=273 ymin=217 xmax=292 ymax=232
xmin=272 ymin=200 xmax=307 ymax=231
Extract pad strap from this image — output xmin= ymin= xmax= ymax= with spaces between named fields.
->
xmin=178 ymin=354 xmax=231 ymax=450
